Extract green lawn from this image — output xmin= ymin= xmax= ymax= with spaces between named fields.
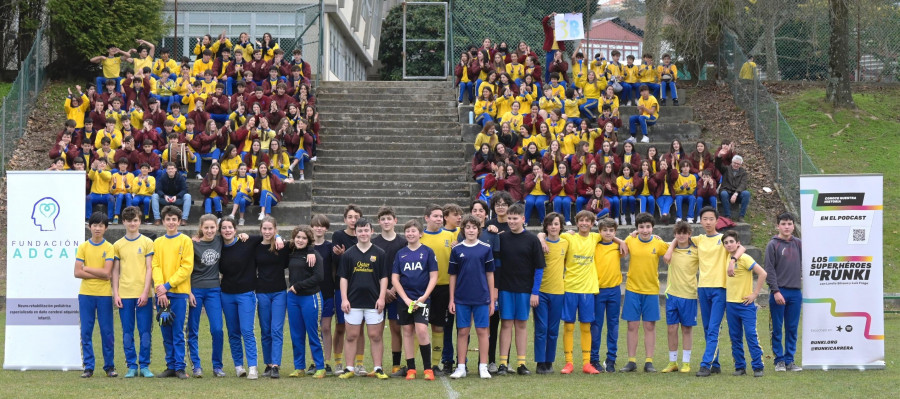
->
xmin=777 ymin=88 xmax=899 ymax=293
xmin=0 ymin=308 xmax=896 ymax=397
xmin=0 ymin=82 xmax=11 ymax=104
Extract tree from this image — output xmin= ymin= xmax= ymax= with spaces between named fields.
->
xmin=643 ymin=0 xmax=664 ymax=58
xmin=48 ymin=0 xmax=168 ymax=77
xmin=825 ymin=0 xmax=855 ymax=108
xmin=665 ymin=0 xmax=734 ymax=80
xmin=377 ymin=2 xmax=446 ymax=81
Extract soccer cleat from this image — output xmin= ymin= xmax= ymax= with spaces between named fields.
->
xmin=175 ymin=369 xmax=189 ymax=379
xmin=390 ymin=366 xmax=408 ymax=378
xmin=774 ymin=361 xmax=786 ymax=372
xmin=496 ymin=364 xmax=508 ymax=376
xmin=235 ymin=366 xmax=247 ymax=378
xmin=753 ymin=369 xmax=764 ymax=377
xmin=333 ymin=363 xmax=344 ymax=376
xmin=621 ymin=361 xmax=637 ymax=372
xmin=449 ymin=368 xmax=466 ymax=379
xmin=270 ymin=366 xmax=280 ymax=379
xmin=479 ymin=364 xmax=491 ymax=379
xmin=787 ymin=363 xmax=802 ymax=372
xmin=695 ymin=367 xmax=711 ymax=377
xmin=81 ymin=369 xmax=93 ymax=378
xmin=605 ymin=361 xmax=616 ymax=373
xmin=544 ymin=363 xmax=555 ymax=374
xmin=213 ymin=368 xmax=226 ymax=377
xmin=338 ymin=369 xmax=355 ymax=379
xmin=711 ymin=366 xmax=722 ymax=374
xmin=373 ymin=368 xmax=389 ymax=380
xmin=156 ymin=368 xmax=177 ymax=378
xmin=680 ymin=363 xmax=691 ymax=373
xmin=406 ymin=369 xmax=418 ymax=380
xmin=262 ymin=366 xmax=273 ymax=378
xmin=139 ymin=368 xmax=155 ymax=378
xmin=560 ymin=362 xmax=574 ymax=374
xmin=306 ymin=363 xmax=317 ymax=375
xmin=661 ymin=362 xmax=679 ymax=373
xmin=733 ymin=368 xmax=746 ymax=376
xmin=431 ymin=365 xmax=444 ymax=377
xmin=488 ymin=362 xmax=498 ymax=374
xmin=193 ymin=368 xmax=203 ymax=378
xmin=442 ymin=362 xmax=454 ymax=375
xmin=312 ymin=369 xmax=326 ymax=379
xmin=391 ymin=365 xmax=403 ymax=374
xmin=124 ymin=368 xmax=138 ymax=378
xmin=105 ymin=367 xmax=118 ymax=377
xmin=423 ymin=369 xmax=435 ymax=381
xmin=325 ymin=364 xmax=334 ymax=376
xmin=516 ymin=364 xmax=531 ymax=375
xmin=288 ymin=369 xmax=304 ymax=378
xmin=582 ymin=363 xmax=601 ymax=374
xmin=247 ymin=366 xmax=259 ymax=380
xmin=644 ymin=362 xmax=657 ymax=373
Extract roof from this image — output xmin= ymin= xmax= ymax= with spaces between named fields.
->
xmin=592 ymin=17 xmax=644 ymax=38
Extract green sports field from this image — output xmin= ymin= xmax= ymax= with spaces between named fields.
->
xmin=0 ymin=308 xmax=895 ymax=398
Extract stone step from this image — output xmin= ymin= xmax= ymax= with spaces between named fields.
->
xmin=316 ymin=148 xmax=466 ymax=159
xmin=310 ymin=204 xmax=456 ymax=218
xmin=314 ymin=156 xmax=464 ymax=167
xmin=314 ymin=171 xmax=469 ymax=183
xmin=319 ymin=80 xmax=452 ymax=89
xmin=319 ymin=106 xmax=458 ymax=116
xmin=321 ymin=126 xmax=460 ymax=137
xmin=317 ymin=87 xmax=455 ymax=96
xmin=318 ymin=112 xmax=458 ymax=123
xmin=313 ymin=195 xmax=469 ymax=206
xmin=314 ymin=164 xmax=466 ymax=175
xmin=326 ymin=120 xmax=457 ymax=129
xmin=460 ymin=122 xmax=700 ymax=144
xmin=310 ymin=180 xmax=475 ymax=191
xmin=312 ymin=187 xmax=473 ymax=198
xmin=91 ymin=200 xmax=311 ymax=225
xmin=324 ymin=134 xmax=462 ymax=144
xmin=317 ymin=99 xmax=458 ymax=109
xmin=317 ymin=93 xmax=451 ymax=103
xmin=186 ymin=180 xmax=311 ymax=200
xmin=457 ymin=105 xmax=694 ymax=124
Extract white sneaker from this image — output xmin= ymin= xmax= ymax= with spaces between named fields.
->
xmin=196 ymin=174 xmax=203 ymax=180
xmin=247 ymin=366 xmax=259 ymax=380
xmin=299 ymin=174 xmax=305 ymax=181
xmin=675 ymin=218 xmax=682 ymax=223
xmin=625 ymin=137 xmax=636 ymax=144
xmin=450 ymin=367 xmax=466 ymax=379
xmin=619 ymin=215 xmax=625 ymax=225
xmin=565 ymin=221 xmax=572 ymax=226
xmin=238 ymin=218 xmax=245 ymax=226
xmin=258 ymin=212 xmax=265 ymax=221
xmin=334 ymin=363 xmax=344 ymax=375
xmin=311 ymin=156 xmax=317 ymax=162
xmin=235 ymin=366 xmax=247 ymax=377
xmin=355 ymin=365 xmax=368 ymax=376
xmin=479 ymin=364 xmax=491 ymax=379
xmin=640 ymin=136 xmax=650 ymax=143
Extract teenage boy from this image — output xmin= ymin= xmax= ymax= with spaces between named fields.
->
xmin=75 ymin=212 xmax=116 ymax=378
xmin=484 ymin=192 xmax=512 ymax=373
xmin=637 ymin=53 xmax=660 ymax=99
xmin=440 ymin=203 xmax=463 ymax=370
xmin=110 ymin=158 xmax=134 ymax=224
xmin=91 ymin=45 xmax=131 ymax=92
xmin=622 ymin=55 xmax=639 ymax=105
xmin=86 ymin=158 xmax=113 ymax=222
xmin=131 ymin=163 xmax=156 ymax=223
xmin=112 ymin=206 xmax=156 ymax=378
xmin=723 ymin=231 xmax=767 ymax=377
xmin=330 ymin=205 xmax=361 ymax=375
xmin=310 ymin=214 xmax=337 ymax=375
xmin=371 ymin=206 xmax=409 ymax=376
xmin=658 ymin=54 xmax=679 ymax=106
xmin=592 ymin=217 xmax=623 ymax=372
xmin=534 ymin=213 xmax=570 ymax=375
xmin=152 ymin=205 xmax=195 ymax=379
xmin=497 ymin=203 xmax=545 ymax=376
xmin=337 ymin=218 xmax=389 ymax=380
xmin=628 ymin=85 xmax=658 ymax=144
xmin=661 ymin=221 xmax=699 ymax=373
xmin=764 ymin=212 xmax=803 ymax=372
xmin=621 ymin=212 xmax=668 ymax=373
xmin=448 ymin=215 xmax=496 ymax=379
xmin=151 ymin=162 xmax=191 ymax=226
xmin=420 ymin=204 xmax=457 ymax=376
xmin=392 ymin=219 xmax=439 ymax=381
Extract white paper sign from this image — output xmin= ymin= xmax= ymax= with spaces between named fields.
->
xmin=554 ymin=13 xmax=584 ymax=41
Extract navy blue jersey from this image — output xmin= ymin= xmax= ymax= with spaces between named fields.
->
xmin=392 ymin=245 xmax=439 ymax=300
xmin=448 ymin=241 xmax=495 ymax=305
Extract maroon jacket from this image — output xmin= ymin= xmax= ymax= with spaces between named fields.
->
xmin=286 ymin=75 xmax=310 ymax=97
xmin=246 ymin=94 xmax=271 ymax=112
xmin=454 ymin=61 xmax=480 ymax=86
xmin=130 ymin=150 xmax=161 ymax=173
xmin=248 ymin=59 xmax=269 ymax=82
xmin=188 ymin=110 xmax=211 ymax=134
xmin=620 ymin=151 xmax=642 ymax=173
xmin=569 ymin=154 xmax=594 ymax=176
xmin=190 ymin=130 xmax=225 ymax=154
xmin=49 ymin=144 xmax=79 ymax=168
xmin=652 ymin=169 xmax=677 ymax=198
xmin=632 ymin=173 xmax=658 ymax=197
xmin=134 ymin=128 xmax=166 ymax=151
xmin=472 ymin=155 xmax=492 ymax=178
xmin=253 ymin=172 xmax=285 ymax=202
xmin=200 ymin=175 xmax=229 ymax=204
xmin=204 ymin=93 xmax=230 ymax=115
xmin=522 ymin=114 xmax=545 ymax=135
xmin=262 ymin=78 xmax=282 ymax=97
xmin=597 ymin=174 xmax=618 ymax=197
xmin=550 ymin=174 xmax=576 ymax=201
xmin=113 ymin=148 xmax=137 ymax=171
xmin=542 ymin=15 xmax=567 ymax=52
xmin=696 ymin=178 xmax=718 ymax=199
xmin=575 ymin=173 xmax=596 ymax=198
xmin=270 ymin=93 xmax=296 ymax=111
xmin=290 ymin=59 xmax=312 ymax=80
xmin=588 ymin=196 xmax=611 ymax=216
xmin=548 ymin=60 xmax=569 ymax=83
xmin=56 ymin=128 xmax=83 ymax=148
xmin=524 ymin=173 xmax=552 ymax=196
xmin=593 ymin=152 xmax=621 ymax=176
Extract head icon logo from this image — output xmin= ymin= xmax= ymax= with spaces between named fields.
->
xmin=32 ymin=197 xmax=60 ymax=231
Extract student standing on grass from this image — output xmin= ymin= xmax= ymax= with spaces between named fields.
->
xmin=112 ymin=206 xmax=155 ymax=378
xmin=765 ymin=212 xmax=803 ymax=372
xmin=533 ymin=213 xmax=571 ymax=375
xmin=448 ymin=215 xmax=496 ymax=380
xmin=286 ymin=225 xmax=326 ymax=378
xmin=420 ymin=204 xmax=457 ymax=376
xmin=723 ymin=231 xmax=767 ymax=377
xmin=310 ymin=214 xmax=338 ymax=375
xmin=661 ymin=221 xmax=699 ymax=374
xmin=371 ymin=206 xmax=409 ymax=377
xmin=337 ymin=218 xmax=390 ymax=380
xmin=592 ymin=217 xmax=624 ymax=372
xmin=330 ymin=205 xmax=362 ymax=375
xmin=76 ymin=212 xmax=116 ymax=378
xmin=152 ymin=205 xmax=195 ymax=379
xmin=187 ymin=214 xmax=225 ymax=378
xmin=255 ymin=216 xmax=291 ymax=379
xmin=392 ymin=219 xmax=439 ymax=381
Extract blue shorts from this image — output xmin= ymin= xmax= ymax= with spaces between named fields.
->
xmin=562 ymin=292 xmax=596 ymax=323
xmin=323 ymin=291 xmax=345 ymax=324
xmin=665 ymin=294 xmax=698 ymax=326
xmin=456 ymin=303 xmax=490 ymax=328
xmin=621 ymin=290 xmax=660 ymax=322
xmin=499 ymin=291 xmax=531 ymax=321
xmin=386 ymin=300 xmax=399 ymax=321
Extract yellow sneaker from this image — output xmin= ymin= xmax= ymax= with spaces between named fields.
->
xmin=288 ymin=369 xmax=305 ymax=378
xmin=312 ymin=369 xmax=326 ymax=379
xmin=661 ymin=362 xmax=679 ymax=373
xmin=374 ymin=368 xmax=389 ymax=380
xmin=338 ymin=370 xmax=355 ymax=379
xmin=391 ymin=365 xmax=403 ymax=374
xmin=680 ymin=363 xmax=691 ymax=373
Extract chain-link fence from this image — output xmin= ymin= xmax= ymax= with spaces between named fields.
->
xmin=731 ymin=0 xmax=899 ymax=82
xmin=157 ymin=1 xmax=323 ymax=85
xmin=1 ymin=24 xmax=51 ymax=175
xmin=720 ymin=30 xmax=820 ymax=214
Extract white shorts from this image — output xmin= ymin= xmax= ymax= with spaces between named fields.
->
xmin=344 ymin=308 xmax=384 ymax=325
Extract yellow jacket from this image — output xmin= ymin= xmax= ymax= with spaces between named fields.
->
xmin=152 ymin=233 xmax=194 ymax=294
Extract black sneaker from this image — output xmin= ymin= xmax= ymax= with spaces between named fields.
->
xmin=262 ymin=365 xmax=273 ymax=378
xmin=105 ymin=367 xmax=118 ymax=377
xmin=270 ymin=366 xmax=280 ymax=379
xmin=157 ymin=368 xmax=177 ymax=378
xmin=673 ymin=98 xmax=680 ymax=106
xmin=535 ymin=363 xmax=547 ymax=375
xmin=496 ymin=364 xmax=508 ymax=376
xmin=431 ymin=365 xmax=444 ymax=377
xmin=516 ymin=364 xmax=531 ymax=375
xmin=621 ymin=361 xmax=637 ymax=372
xmin=605 ymin=361 xmax=616 ymax=373
xmin=306 ymin=363 xmax=316 ymax=375
xmin=643 ymin=362 xmax=656 ymax=373
xmin=660 ymin=98 xmax=667 ymax=106
xmin=325 ymin=364 xmax=334 ymax=376
xmin=711 ymin=366 xmax=722 ymax=374
xmin=732 ymin=368 xmax=746 ymax=376
xmin=441 ymin=361 xmax=454 ymax=375
xmin=175 ymin=369 xmax=189 ymax=379
xmin=544 ymin=363 xmax=554 ymax=374
xmin=696 ymin=366 xmax=711 ymax=377
xmin=753 ymin=369 xmax=764 ymax=377
xmin=81 ymin=369 xmax=93 ymax=378
xmin=390 ymin=366 xmax=408 ymax=378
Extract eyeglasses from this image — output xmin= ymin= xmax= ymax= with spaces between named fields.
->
xmin=494 ymin=203 xmax=509 ymax=208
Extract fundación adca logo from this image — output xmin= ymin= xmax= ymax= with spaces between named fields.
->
xmin=31 ymin=197 xmax=61 ymax=232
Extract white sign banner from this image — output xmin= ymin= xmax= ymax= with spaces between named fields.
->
xmin=554 ymin=13 xmax=584 ymax=41
xmin=4 ymin=171 xmax=86 ymax=370
xmin=799 ymin=174 xmax=884 ymax=370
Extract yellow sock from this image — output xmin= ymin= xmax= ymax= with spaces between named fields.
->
xmin=563 ymin=323 xmax=575 ymax=363
xmin=432 ymin=331 xmax=443 ymax=365
xmin=645 ymin=357 xmax=653 ymax=364
xmin=629 ymin=357 xmax=637 ymax=363
xmin=580 ymin=323 xmax=592 ymax=366
xmin=499 ymin=355 xmax=509 ymax=367
xmin=517 ymin=355 xmax=526 ymax=366
xmin=334 ymin=353 xmax=343 ymax=364
xmin=355 ymin=354 xmax=364 ymax=366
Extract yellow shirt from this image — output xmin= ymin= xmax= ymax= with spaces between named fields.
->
xmin=88 ymin=169 xmax=112 ymax=195
xmin=606 ymin=62 xmax=624 ymax=80
xmin=617 ymin=176 xmax=636 ymax=196
xmin=658 ymin=63 xmax=678 ymax=81
xmin=726 ymin=254 xmax=758 ymax=303
xmin=230 ymin=175 xmax=254 ymax=197
xmin=520 ymin=135 xmax=547 ymax=154
xmin=152 ymin=233 xmax=195 ymax=294
xmin=499 ymin=112 xmax=524 ymax=133
xmin=474 ymin=133 xmax=498 ymax=151
xmin=594 ymin=240 xmax=622 ymax=289
xmin=221 ymin=156 xmax=242 ymax=178
xmin=77 ymin=239 xmax=115 ymax=296
xmin=529 ymin=176 xmax=547 ymax=195
xmin=693 ymin=233 xmax=728 ymax=288
xmin=101 ymin=57 xmax=122 ymax=79
xmin=260 ymin=175 xmax=273 ymax=193
xmin=539 ymin=97 xmax=562 ymax=113
xmin=495 ymin=96 xmax=514 ymax=119
xmin=624 ymin=235 xmax=669 ymax=295
xmin=515 ymin=92 xmax=536 ymax=112
xmin=131 ymin=175 xmax=155 ymax=196
xmin=560 ymin=133 xmax=579 ymax=156
xmin=640 ymin=176 xmax=651 ymax=196
xmin=666 ymin=244 xmax=699 ymax=300
xmin=199 ymin=79 xmax=218 ymax=98
xmin=562 ymin=97 xmax=585 ymax=120
xmin=601 ymin=95 xmax=619 ymax=116
xmin=674 ymin=173 xmax=696 ymax=196
xmin=270 ymin=152 xmax=290 ymax=176
xmin=460 ymin=66 xmax=470 ymax=83
xmin=167 ymin=114 xmax=187 ymax=133
xmin=191 ymin=58 xmax=214 ymax=77
xmin=114 ymin=235 xmax=155 ymax=299
xmin=133 ymin=56 xmax=153 ymax=74
xmin=739 ymin=61 xmax=757 ymax=80
xmin=547 ymin=119 xmax=565 ymax=138
xmin=153 ymin=58 xmax=179 ymax=77
xmin=589 ymin=59 xmax=607 ymax=79
xmin=540 ymin=238 xmax=568 ymax=295
xmin=110 ymin=172 xmax=134 ymax=195
xmin=582 ymin=80 xmax=605 ymax=100
xmin=477 ymin=81 xmax=496 ymax=97
xmin=623 ymin=65 xmax=639 ymax=83
xmin=422 ymin=229 xmax=456 ymax=285
xmin=65 ymin=95 xmax=90 ymax=128
xmin=560 ymin=233 xmax=601 ymax=294
xmin=638 ymin=64 xmax=659 ymax=83
xmin=505 ymin=63 xmax=525 ymax=81
xmin=637 ymin=95 xmax=659 ymax=118
xmin=547 ymin=83 xmax=566 ymax=99
xmin=571 ymin=60 xmax=590 ymax=88
xmin=474 ymin=98 xmax=496 ymax=118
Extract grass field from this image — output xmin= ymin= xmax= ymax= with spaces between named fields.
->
xmin=0 ymin=82 xmax=11 ymax=104
xmin=777 ymin=87 xmax=899 ymax=292
xmin=0 ymin=307 xmax=895 ymax=398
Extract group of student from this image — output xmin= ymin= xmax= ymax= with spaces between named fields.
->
xmin=50 ymin=32 xmax=320 ymax=226
xmin=76 ymin=198 xmax=804 ymax=381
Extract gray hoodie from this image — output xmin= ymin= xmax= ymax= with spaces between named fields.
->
xmin=764 ymin=235 xmax=802 ymax=292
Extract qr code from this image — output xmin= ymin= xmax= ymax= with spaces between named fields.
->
xmin=848 ymin=227 xmax=869 ymax=245
xmin=852 ymin=229 xmax=866 ymax=242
